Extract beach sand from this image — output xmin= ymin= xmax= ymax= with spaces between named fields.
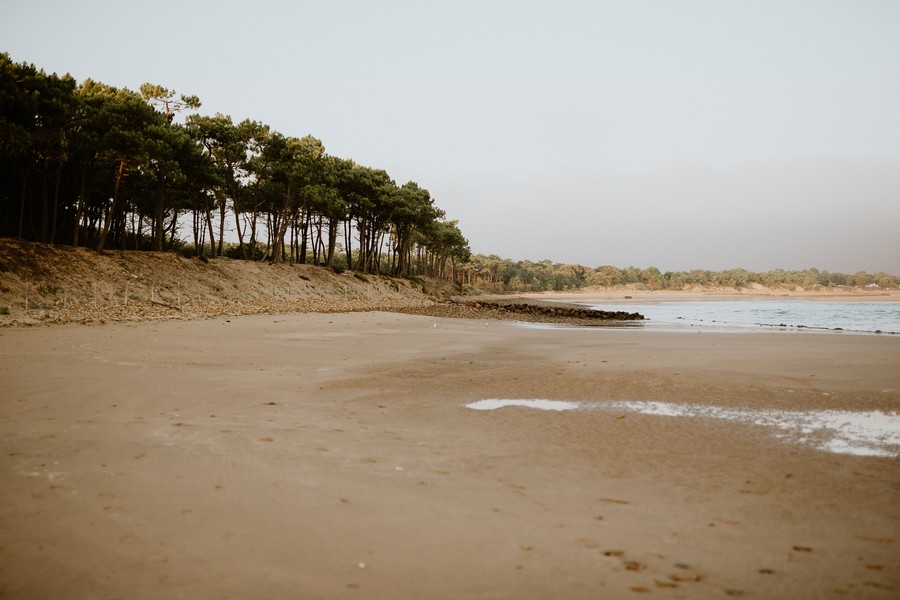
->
xmin=1 ymin=312 xmax=898 ymax=598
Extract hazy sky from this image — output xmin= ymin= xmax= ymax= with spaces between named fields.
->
xmin=3 ymin=0 xmax=899 ymax=273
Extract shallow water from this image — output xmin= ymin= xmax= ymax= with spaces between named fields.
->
xmin=466 ymin=399 xmax=580 ymax=411
xmin=465 ymin=399 xmax=900 ymax=458
xmin=568 ymin=299 xmax=900 ymax=334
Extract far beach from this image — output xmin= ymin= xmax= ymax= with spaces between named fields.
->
xmin=1 ymin=309 xmax=898 ymax=598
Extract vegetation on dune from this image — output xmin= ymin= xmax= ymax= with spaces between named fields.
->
xmin=2 ymin=53 xmax=895 ymax=296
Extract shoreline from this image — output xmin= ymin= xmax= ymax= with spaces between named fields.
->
xmin=522 ymin=288 xmax=900 ymax=303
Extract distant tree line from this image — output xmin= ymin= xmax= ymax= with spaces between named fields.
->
xmin=461 ymin=256 xmax=900 ymax=292
xmin=0 ymin=53 xmax=470 ymax=279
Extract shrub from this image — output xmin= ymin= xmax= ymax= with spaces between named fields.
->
xmin=354 ymin=273 xmax=369 ymax=283
xmin=331 ymin=265 xmax=345 ymax=274
xmin=0 ymin=306 xmax=9 ymax=315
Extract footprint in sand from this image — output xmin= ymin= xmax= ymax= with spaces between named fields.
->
xmin=597 ymin=497 xmax=630 ymax=505
xmin=500 ymin=480 xmax=527 ymax=497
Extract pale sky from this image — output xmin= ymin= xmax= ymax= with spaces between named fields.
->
xmin=3 ymin=0 xmax=899 ymax=273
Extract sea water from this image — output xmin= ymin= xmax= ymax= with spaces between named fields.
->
xmin=576 ymin=299 xmax=900 ymax=334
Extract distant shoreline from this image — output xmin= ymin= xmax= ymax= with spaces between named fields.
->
xmin=521 ymin=288 xmax=900 ymax=303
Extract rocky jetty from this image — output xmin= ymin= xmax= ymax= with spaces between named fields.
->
xmin=398 ymin=297 xmax=644 ymax=326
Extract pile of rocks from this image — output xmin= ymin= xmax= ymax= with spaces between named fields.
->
xmin=398 ymin=297 xmax=644 ymax=326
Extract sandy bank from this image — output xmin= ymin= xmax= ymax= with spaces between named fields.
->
xmin=1 ymin=313 xmax=898 ymax=598
xmin=0 ymin=238 xmax=454 ymax=327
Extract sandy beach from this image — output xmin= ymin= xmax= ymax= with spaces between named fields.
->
xmin=1 ymin=312 xmax=899 ymax=599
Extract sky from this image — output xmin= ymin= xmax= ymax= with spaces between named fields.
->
xmin=3 ymin=0 xmax=899 ymax=273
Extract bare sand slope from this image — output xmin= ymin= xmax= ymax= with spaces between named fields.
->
xmin=1 ymin=314 xmax=899 ymax=599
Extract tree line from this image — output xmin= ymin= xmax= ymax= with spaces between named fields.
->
xmin=461 ymin=255 xmax=900 ymax=292
xmin=0 ymin=53 xmax=470 ymax=279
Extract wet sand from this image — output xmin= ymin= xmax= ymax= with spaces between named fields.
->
xmin=1 ymin=312 xmax=899 ymax=598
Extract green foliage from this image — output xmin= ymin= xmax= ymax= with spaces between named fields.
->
xmin=0 ymin=306 xmax=9 ymax=315
xmin=331 ymin=264 xmax=345 ymax=274
xmin=353 ymin=273 xmax=369 ymax=283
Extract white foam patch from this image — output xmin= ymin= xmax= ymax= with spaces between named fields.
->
xmin=466 ymin=399 xmax=580 ymax=411
xmin=606 ymin=401 xmax=900 ymax=458
xmin=465 ymin=398 xmax=900 ymax=457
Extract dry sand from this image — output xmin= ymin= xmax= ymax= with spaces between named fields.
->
xmin=1 ymin=312 xmax=899 ymax=599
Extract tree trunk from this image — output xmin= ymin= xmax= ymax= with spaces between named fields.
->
xmin=97 ymin=159 xmax=126 ymax=251
xmin=344 ymin=220 xmax=353 ymax=270
xmin=166 ymin=209 xmax=179 ymax=250
xmin=325 ymin=219 xmax=338 ymax=268
xmin=299 ymin=209 xmax=310 ymax=264
xmin=204 ymin=195 xmax=216 ymax=257
xmin=217 ymin=195 xmax=226 ymax=257
xmin=271 ymin=183 xmax=293 ymax=264
xmin=39 ymin=158 xmax=50 ymax=243
xmin=249 ymin=203 xmax=260 ymax=260
xmin=135 ymin=214 xmax=143 ymax=250
xmin=50 ymin=162 xmax=62 ymax=245
xmin=152 ymin=174 xmax=166 ymax=251
xmin=17 ymin=167 xmax=29 ymax=239
xmin=72 ymin=166 xmax=88 ymax=247
xmin=233 ymin=195 xmax=247 ymax=259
